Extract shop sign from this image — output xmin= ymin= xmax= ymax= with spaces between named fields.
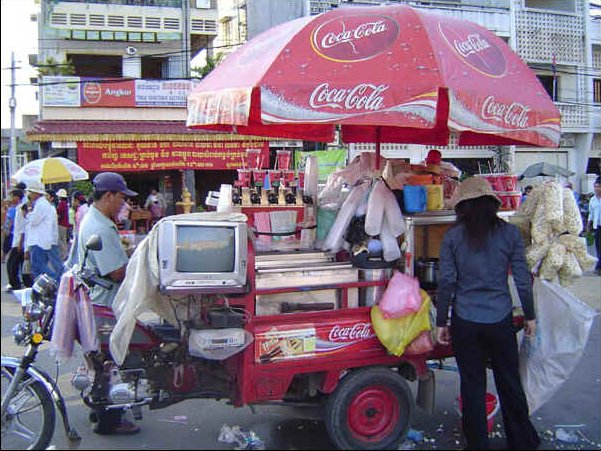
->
xmin=42 ymin=76 xmax=81 ymax=107
xmin=135 ymin=80 xmax=199 ymax=107
xmin=81 ymin=78 xmax=136 ymax=107
xmin=77 ymin=140 xmax=269 ymax=172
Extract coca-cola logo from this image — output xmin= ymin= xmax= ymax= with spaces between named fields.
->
xmin=309 ymin=83 xmax=388 ymax=111
xmin=328 ymin=323 xmax=374 ymax=342
xmin=311 ymin=15 xmax=399 ymax=62
xmin=438 ymin=21 xmax=506 ymax=77
xmin=83 ymin=82 xmax=102 ymax=104
xmin=481 ymin=95 xmax=531 ymax=128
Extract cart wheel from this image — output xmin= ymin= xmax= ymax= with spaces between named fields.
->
xmin=325 ymin=367 xmax=413 ymax=450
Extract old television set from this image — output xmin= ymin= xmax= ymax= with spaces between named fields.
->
xmin=157 ymin=218 xmax=248 ymax=295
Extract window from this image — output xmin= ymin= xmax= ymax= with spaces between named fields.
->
xmin=537 ymin=75 xmax=558 ymax=101
xmin=594 ymin=79 xmax=601 ymax=104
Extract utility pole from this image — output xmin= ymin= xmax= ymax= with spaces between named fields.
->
xmin=181 ymin=0 xmax=196 ymax=208
xmin=8 ymin=51 xmax=19 ymax=180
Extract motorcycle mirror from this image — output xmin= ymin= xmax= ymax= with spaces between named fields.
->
xmin=85 ymin=235 xmax=103 ymax=251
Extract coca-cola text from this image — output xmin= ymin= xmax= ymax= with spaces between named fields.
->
xmin=481 ymin=95 xmax=531 ymax=128
xmin=328 ymin=323 xmax=373 ymax=342
xmin=453 ymin=34 xmax=491 ymax=58
xmin=309 ymin=83 xmax=388 ymax=111
xmin=320 ymin=20 xmax=388 ymax=50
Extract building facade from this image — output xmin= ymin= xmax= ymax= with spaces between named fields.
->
xmin=27 ymin=0 xmax=272 ymax=212
xmin=213 ymin=0 xmax=601 ymax=192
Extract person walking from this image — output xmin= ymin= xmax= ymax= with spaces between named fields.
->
xmin=587 ymin=177 xmax=601 ymax=275
xmin=144 ymin=188 xmax=166 ymax=224
xmin=521 ymin=185 xmax=533 ymax=203
xmin=73 ymin=192 xmax=90 ymax=234
xmin=56 ymin=189 xmax=71 ymax=260
xmin=24 ymin=182 xmax=63 ymax=282
xmin=436 ymin=177 xmax=539 ymax=450
xmin=3 ymin=189 xmax=24 ymax=292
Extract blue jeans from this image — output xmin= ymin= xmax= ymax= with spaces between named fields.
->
xmin=29 ymin=245 xmax=64 ymax=282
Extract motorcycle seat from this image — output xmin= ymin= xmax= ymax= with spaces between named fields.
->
xmin=148 ymin=323 xmax=181 ymax=343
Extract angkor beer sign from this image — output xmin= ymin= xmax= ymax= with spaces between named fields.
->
xmin=77 ymin=140 xmax=269 ymax=172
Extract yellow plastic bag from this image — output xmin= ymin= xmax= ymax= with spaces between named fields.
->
xmin=371 ymin=290 xmax=432 ymax=357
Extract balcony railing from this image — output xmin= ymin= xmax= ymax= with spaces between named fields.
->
xmin=57 ymin=0 xmax=183 ymax=7
xmin=556 ymin=102 xmax=591 ymax=129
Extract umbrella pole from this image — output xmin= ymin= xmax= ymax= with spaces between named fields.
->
xmin=375 ymin=126 xmax=381 ymax=172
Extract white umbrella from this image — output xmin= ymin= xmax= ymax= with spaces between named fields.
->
xmin=11 ymin=157 xmax=89 ymax=185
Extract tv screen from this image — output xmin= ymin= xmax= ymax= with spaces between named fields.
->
xmin=176 ymin=225 xmax=236 ymax=273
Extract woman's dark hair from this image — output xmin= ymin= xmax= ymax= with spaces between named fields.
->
xmin=455 ymin=196 xmax=503 ymax=250
xmin=73 ymin=191 xmax=87 ymax=204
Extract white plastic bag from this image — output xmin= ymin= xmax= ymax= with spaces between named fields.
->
xmin=380 ymin=217 xmax=401 ymax=262
xmin=365 ymin=179 xmax=387 ymax=236
xmin=519 ymin=278 xmax=597 ymax=413
xmin=321 ymin=180 xmax=371 ymax=252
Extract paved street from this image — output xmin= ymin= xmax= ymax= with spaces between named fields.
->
xmin=1 ymin=262 xmax=599 ymax=450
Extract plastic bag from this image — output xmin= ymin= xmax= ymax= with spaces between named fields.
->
xmin=404 ymin=330 xmax=434 ymax=355
xmin=371 ymin=290 xmax=431 ymax=357
xmin=378 ymin=271 xmax=422 ymax=319
xmin=382 ymin=185 xmax=405 ymax=237
xmin=380 ymin=217 xmax=401 ymax=262
xmin=321 ymin=180 xmax=371 ymax=252
xmin=365 ymin=179 xmax=387 ymax=236
xmin=519 ymin=278 xmax=597 ymax=413
xmin=50 ymin=270 xmax=99 ymax=361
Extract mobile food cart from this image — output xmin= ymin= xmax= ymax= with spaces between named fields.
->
xmin=178 ymin=4 xmax=559 ymax=449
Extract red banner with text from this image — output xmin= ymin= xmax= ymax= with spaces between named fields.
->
xmin=77 ymin=140 xmax=269 ymax=171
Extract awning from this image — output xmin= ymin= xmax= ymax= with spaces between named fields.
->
xmin=26 ymin=120 xmax=271 ymax=142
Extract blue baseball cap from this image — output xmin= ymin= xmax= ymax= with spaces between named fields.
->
xmin=93 ymin=172 xmax=138 ymax=196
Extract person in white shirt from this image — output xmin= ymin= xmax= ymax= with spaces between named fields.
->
xmin=587 ymin=178 xmax=601 ymax=275
xmin=24 ymin=182 xmax=63 ymax=281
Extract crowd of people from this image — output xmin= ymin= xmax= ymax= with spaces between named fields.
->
xmin=1 ymin=176 xmax=167 ymax=295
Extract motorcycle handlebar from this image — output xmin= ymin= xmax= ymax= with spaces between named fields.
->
xmin=80 ymin=269 xmax=113 ymax=290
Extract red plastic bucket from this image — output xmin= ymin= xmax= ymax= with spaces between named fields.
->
xmin=457 ymin=392 xmax=499 ymax=433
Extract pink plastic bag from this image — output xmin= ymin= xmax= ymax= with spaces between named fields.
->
xmin=379 ymin=271 xmax=422 ymax=319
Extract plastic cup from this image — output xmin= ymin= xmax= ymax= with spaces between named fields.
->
xmin=276 ymin=150 xmax=292 ymax=170
xmin=252 ymin=169 xmax=267 ymax=187
xmin=281 ymin=170 xmax=295 ymax=184
xmin=246 ymin=148 xmax=262 ymax=169
xmin=297 ymin=171 xmax=305 ymax=189
xmin=237 ymin=169 xmax=251 ymax=187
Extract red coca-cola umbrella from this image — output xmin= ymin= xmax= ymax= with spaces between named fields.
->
xmin=187 ymin=4 xmax=560 ymax=152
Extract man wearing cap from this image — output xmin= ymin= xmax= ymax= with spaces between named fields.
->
xmin=24 ymin=182 xmax=63 ymax=282
xmin=76 ymin=172 xmax=140 ymax=435
xmin=76 ymin=172 xmax=137 ymax=308
xmin=56 ymin=189 xmax=71 ymax=260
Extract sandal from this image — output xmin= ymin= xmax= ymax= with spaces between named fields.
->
xmin=112 ymin=420 xmax=140 ymax=435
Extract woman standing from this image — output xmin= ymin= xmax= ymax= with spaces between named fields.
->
xmin=436 ymin=177 xmax=539 ymax=450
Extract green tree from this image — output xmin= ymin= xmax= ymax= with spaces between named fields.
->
xmin=36 ymin=56 xmax=75 ymax=77
xmin=191 ymin=53 xmax=225 ymax=79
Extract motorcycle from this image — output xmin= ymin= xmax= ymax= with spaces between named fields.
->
xmin=1 ymin=236 xmax=111 ymax=450
xmin=2 ymin=235 xmax=247 ymax=449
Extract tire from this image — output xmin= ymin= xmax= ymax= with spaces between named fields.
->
xmin=1 ymin=365 xmax=56 ymax=450
xmin=325 ymin=367 xmax=414 ymax=450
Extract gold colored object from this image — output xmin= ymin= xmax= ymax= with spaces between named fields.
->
xmin=176 ymin=187 xmax=194 ymax=214
xmin=32 ymin=333 xmax=44 ymax=344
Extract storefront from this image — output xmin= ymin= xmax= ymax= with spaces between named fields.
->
xmin=26 ymin=120 xmax=271 ymax=213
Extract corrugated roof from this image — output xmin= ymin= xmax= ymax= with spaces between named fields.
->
xmin=26 ymin=120 xmax=272 ymax=142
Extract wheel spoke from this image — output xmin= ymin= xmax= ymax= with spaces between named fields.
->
xmin=11 ymin=419 xmax=37 ymax=442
